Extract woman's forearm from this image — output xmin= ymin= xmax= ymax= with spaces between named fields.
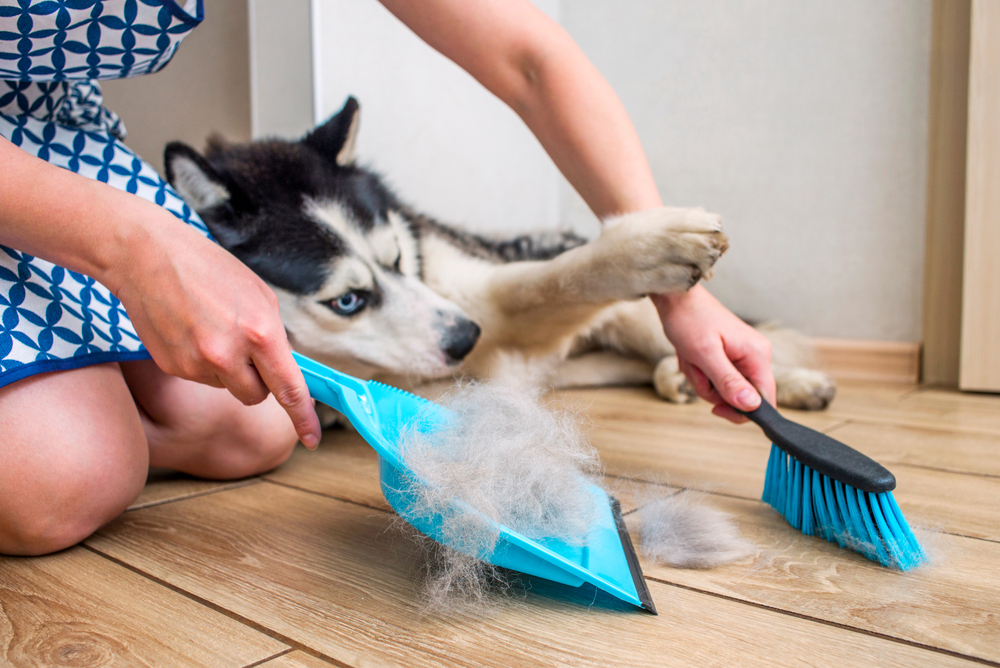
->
xmin=378 ymin=0 xmax=662 ymax=219
xmin=1 ymin=136 xmax=322 ymax=442
xmin=0 ymin=135 xmax=173 ymax=293
xmin=507 ymin=28 xmax=664 ymax=218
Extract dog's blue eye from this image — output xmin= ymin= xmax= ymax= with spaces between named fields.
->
xmin=326 ymin=290 xmax=367 ymax=316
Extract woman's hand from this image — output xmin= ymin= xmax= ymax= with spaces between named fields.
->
xmin=109 ymin=208 xmax=321 ymax=449
xmin=652 ymin=285 xmax=775 ymax=423
xmin=0 ymin=138 xmax=320 ymax=447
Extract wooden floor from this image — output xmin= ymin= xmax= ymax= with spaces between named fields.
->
xmin=2 ymin=381 xmax=999 ymax=667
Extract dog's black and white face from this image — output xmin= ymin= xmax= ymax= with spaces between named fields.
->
xmin=165 ymin=97 xmax=480 ymax=380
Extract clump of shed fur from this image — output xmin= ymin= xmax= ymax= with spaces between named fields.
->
xmin=397 ymin=378 xmax=601 ymax=612
xmin=631 ymin=491 xmax=757 ymax=569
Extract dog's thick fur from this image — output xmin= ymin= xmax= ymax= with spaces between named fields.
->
xmin=164 ymin=97 xmax=835 ymax=411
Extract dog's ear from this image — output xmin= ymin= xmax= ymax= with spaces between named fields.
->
xmin=304 ymin=96 xmax=360 ymax=166
xmin=164 ymin=141 xmax=232 ymax=211
xmin=164 ymin=141 xmax=252 ymax=249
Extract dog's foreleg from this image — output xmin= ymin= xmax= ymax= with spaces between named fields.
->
xmin=487 ymin=206 xmax=728 ymax=313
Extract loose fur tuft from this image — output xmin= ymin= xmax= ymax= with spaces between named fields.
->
xmin=631 ymin=491 xmax=757 ymax=569
xmin=397 ymin=379 xmax=601 ymax=611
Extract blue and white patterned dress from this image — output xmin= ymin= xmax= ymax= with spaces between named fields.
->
xmin=0 ymin=0 xmax=208 ymax=388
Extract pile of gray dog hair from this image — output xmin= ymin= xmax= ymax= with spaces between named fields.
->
xmin=396 ymin=370 xmax=755 ymax=613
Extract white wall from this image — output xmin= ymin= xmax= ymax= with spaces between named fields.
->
xmin=561 ymin=1 xmax=932 ymax=341
xmin=312 ymin=0 xmax=560 ymax=236
xmin=249 ymin=0 xmax=314 ymax=140
xmin=307 ymin=0 xmax=932 ymax=341
xmin=102 ymin=0 xmax=251 ymax=174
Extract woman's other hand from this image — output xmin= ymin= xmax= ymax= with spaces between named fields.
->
xmin=652 ymin=285 xmax=775 ymax=423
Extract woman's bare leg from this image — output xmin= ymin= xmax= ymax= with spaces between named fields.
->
xmin=120 ymin=360 xmax=298 ymax=480
xmin=0 ymin=363 xmax=148 ymax=555
xmin=0 ymin=358 xmax=298 ymax=556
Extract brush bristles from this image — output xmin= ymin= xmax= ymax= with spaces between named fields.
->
xmin=762 ymin=444 xmax=926 ymax=570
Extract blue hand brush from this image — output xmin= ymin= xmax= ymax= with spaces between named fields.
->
xmin=742 ymin=400 xmax=925 ymax=570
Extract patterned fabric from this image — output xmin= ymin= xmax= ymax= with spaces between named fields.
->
xmin=2 ymin=79 xmax=125 ymax=137
xmin=1 ymin=0 xmax=204 ymax=388
xmin=0 ymin=0 xmax=202 ymax=81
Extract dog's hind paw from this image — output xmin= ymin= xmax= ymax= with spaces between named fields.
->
xmin=775 ymin=368 xmax=837 ymax=411
xmin=653 ymin=355 xmax=697 ymax=404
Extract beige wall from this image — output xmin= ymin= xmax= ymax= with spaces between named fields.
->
xmin=100 ymin=0 xmax=252 ymax=175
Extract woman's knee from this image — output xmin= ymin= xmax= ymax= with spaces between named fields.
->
xmin=0 ymin=424 xmax=149 ymax=556
xmin=0 ymin=423 xmax=148 ymax=554
xmin=0 ymin=363 xmax=149 ymax=556
xmin=125 ymin=360 xmax=299 ymax=479
xmin=203 ymin=401 xmax=299 ymax=478
xmin=146 ymin=391 xmax=299 ymax=479
xmin=0 ymin=463 xmax=146 ymax=556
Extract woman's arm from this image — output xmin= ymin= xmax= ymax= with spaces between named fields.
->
xmin=377 ymin=0 xmax=658 ymax=218
xmin=0 ymin=136 xmax=321 ymax=446
xmin=379 ymin=0 xmax=775 ymax=421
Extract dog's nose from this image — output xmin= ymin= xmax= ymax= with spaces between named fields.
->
xmin=442 ymin=318 xmax=481 ymax=363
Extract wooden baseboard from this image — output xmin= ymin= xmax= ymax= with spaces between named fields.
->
xmin=811 ymin=338 xmax=921 ymax=384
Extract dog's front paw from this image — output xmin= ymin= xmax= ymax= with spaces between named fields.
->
xmin=775 ymin=368 xmax=837 ymax=410
xmin=599 ymin=207 xmax=729 ymax=297
xmin=653 ymin=355 xmax=697 ymax=404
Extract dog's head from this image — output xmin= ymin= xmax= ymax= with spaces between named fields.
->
xmin=164 ymin=97 xmax=480 ymax=379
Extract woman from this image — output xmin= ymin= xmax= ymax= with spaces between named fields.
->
xmin=0 ymin=0 xmax=774 ymax=556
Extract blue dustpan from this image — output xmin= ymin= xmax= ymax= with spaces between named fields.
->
xmin=294 ymin=352 xmax=655 ymax=613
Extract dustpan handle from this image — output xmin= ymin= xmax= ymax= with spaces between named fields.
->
xmin=293 ymin=352 xmax=377 ymax=421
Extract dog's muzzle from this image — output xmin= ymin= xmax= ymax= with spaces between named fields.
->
xmin=441 ymin=317 xmax=481 ymax=364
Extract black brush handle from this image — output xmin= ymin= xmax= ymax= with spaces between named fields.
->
xmin=740 ymin=400 xmax=896 ymax=493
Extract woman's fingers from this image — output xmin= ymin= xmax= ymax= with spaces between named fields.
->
xmin=216 ymin=363 xmax=271 ymax=407
xmin=678 ymin=357 xmax=720 ymax=404
xmin=696 ymin=343 xmax=762 ymax=414
xmin=680 ymin=354 xmax=749 ymax=424
xmin=250 ymin=342 xmax=321 ymax=450
xmin=731 ymin=344 xmax=776 ymax=408
xmin=711 ymin=403 xmax=746 ymax=423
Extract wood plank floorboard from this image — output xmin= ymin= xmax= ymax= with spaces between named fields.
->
xmin=6 ymin=381 xmax=996 ymax=667
xmin=253 ymin=650 xmax=337 ymax=668
xmin=130 ymin=472 xmax=260 ymax=511
xmin=822 ymin=421 xmax=1000 ymax=477
xmin=562 ymin=384 xmax=997 ymax=477
xmin=86 ymin=483 xmax=981 ymax=668
xmin=633 ymin=491 xmax=1000 ymax=663
xmin=0 ymin=547 xmax=286 ymax=667
xmin=890 ymin=466 xmax=1000 ymax=542
xmin=263 ymin=432 xmax=388 ymax=511
xmin=823 ymin=382 xmax=1000 ymax=435
xmin=555 ymin=386 xmax=846 ymax=432
xmin=906 ymin=387 xmax=1000 ymax=411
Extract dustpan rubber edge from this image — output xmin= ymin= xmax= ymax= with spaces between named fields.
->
xmin=609 ymin=496 xmax=657 ymax=615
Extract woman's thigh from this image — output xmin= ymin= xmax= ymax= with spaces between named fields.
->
xmin=120 ymin=360 xmax=298 ymax=480
xmin=0 ymin=363 xmax=149 ymax=555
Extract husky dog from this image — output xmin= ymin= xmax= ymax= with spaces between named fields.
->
xmin=164 ymin=97 xmax=835 ymax=411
